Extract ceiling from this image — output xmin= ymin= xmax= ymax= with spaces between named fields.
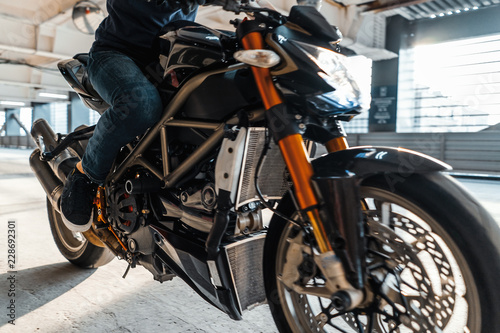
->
xmin=365 ymin=0 xmax=500 ymax=20
xmin=0 ymin=0 xmax=498 ymax=109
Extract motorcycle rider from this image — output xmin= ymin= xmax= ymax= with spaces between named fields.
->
xmin=61 ymin=0 xmax=206 ymax=232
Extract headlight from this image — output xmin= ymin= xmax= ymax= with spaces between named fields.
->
xmin=292 ymin=40 xmax=368 ymax=113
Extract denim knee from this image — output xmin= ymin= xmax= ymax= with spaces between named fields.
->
xmin=113 ymin=83 xmax=163 ymax=133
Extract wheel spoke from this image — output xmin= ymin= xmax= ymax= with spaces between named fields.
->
xmin=269 ymin=181 xmax=481 ymax=333
xmin=353 ymin=313 xmax=365 ymax=333
xmin=366 ymin=311 xmax=375 ymax=332
xmin=381 ymin=202 xmax=391 ymax=226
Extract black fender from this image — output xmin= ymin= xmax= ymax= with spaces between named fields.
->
xmin=308 ymin=146 xmax=451 ymax=290
xmin=311 ymin=146 xmax=451 ymax=179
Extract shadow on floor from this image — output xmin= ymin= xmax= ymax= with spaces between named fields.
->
xmin=0 ymin=262 xmax=97 ymax=321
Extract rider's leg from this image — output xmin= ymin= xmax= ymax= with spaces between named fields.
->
xmin=82 ymin=50 xmax=163 ymax=184
xmin=61 ymin=51 xmax=163 ymax=231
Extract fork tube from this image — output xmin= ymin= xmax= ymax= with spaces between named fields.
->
xmin=241 ymin=31 xmax=332 ymax=253
xmin=279 ymin=135 xmax=332 ymax=253
xmin=240 ymin=32 xmax=282 ymax=109
xmin=325 ymin=137 xmax=349 ymax=153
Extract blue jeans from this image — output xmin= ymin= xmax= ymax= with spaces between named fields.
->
xmin=82 ymin=51 xmax=163 ymax=184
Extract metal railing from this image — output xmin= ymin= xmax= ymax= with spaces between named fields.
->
xmin=0 ymin=135 xmax=36 ymax=149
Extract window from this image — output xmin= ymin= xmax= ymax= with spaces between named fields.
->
xmin=398 ymin=33 xmax=500 ymax=132
xmin=89 ymin=109 xmax=100 ymax=125
xmin=0 ymin=112 xmax=5 ymax=136
xmin=19 ymin=107 xmax=32 ymax=134
xmin=343 ymin=55 xmax=372 ymax=134
xmin=50 ymin=103 xmax=69 ymax=134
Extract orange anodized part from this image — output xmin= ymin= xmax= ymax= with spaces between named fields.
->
xmin=278 ymin=134 xmax=316 ymax=209
xmin=108 ymin=226 xmax=128 ymax=251
xmin=242 ymin=30 xmax=332 ymax=253
xmin=325 ymin=136 xmax=349 ymax=153
xmin=241 ymin=32 xmax=283 ymax=109
xmin=94 ymin=187 xmax=107 ymax=224
xmin=279 ymin=134 xmax=332 ymax=253
xmin=94 ymin=186 xmax=128 ymax=251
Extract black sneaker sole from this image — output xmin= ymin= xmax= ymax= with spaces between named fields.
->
xmin=61 ymin=209 xmax=94 ymax=232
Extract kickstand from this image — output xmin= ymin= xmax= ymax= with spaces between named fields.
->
xmin=122 ymin=264 xmax=132 ymax=279
xmin=122 ymin=255 xmax=137 ymax=279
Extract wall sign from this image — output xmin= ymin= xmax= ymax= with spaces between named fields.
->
xmin=369 ymin=85 xmax=397 ymax=132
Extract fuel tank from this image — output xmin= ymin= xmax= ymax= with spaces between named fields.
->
xmin=158 ymin=20 xmax=232 ymax=74
xmin=157 ymin=21 xmax=260 ymax=121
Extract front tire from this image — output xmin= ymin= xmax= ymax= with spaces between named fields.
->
xmin=47 ymin=199 xmax=114 ymax=268
xmin=264 ymin=172 xmax=500 ymax=332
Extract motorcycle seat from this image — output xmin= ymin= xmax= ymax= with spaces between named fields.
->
xmin=58 ymin=53 xmax=109 ymax=114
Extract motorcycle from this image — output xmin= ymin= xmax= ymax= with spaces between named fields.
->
xmin=29 ymin=1 xmax=500 ymax=332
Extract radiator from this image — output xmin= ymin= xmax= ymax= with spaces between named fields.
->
xmin=225 ymin=233 xmax=267 ymax=312
xmin=236 ymin=127 xmax=290 ymax=208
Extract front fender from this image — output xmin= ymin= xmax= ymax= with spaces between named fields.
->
xmin=312 ymin=146 xmax=451 ymax=179
xmin=308 ymin=146 xmax=451 ymax=289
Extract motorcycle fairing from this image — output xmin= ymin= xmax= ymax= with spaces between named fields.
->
xmin=287 ymin=6 xmax=343 ymax=45
xmin=158 ymin=21 xmax=237 ymax=79
xmin=179 ymin=68 xmax=261 ymax=121
xmin=149 ymin=224 xmax=266 ymax=320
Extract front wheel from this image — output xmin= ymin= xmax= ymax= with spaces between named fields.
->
xmin=47 ymin=199 xmax=115 ymax=268
xmin=264 ymin=172 xmax=500 ymax=332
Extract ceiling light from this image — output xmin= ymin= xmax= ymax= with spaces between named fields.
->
xmin=455 ymin=9 xmax=461 ymax=13
xmin=439 ymin=13 xmax=445 ymax=16
xmin=0 ymin=101 xmax=26 ymax=107
xmin=39 ymin=92 xmax=68 ymax=99
xmin=473 ymin=6 xmax=479 ymax=9
xmin=430 ymin=14 xmax=437 ymax=18
xmin=464 ymin=7 xmax=470 ymax=11
xmin=447 ymin=11 xmax=453 ymax=15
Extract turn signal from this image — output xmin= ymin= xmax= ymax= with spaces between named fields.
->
xmin=234 ymin=50 xmax=280 ymax=68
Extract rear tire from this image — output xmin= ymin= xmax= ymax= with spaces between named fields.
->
xmin=47 ymin=199 xmax=114 ymax=268
xmin=264 ymin=172 xmax=500 ymax=332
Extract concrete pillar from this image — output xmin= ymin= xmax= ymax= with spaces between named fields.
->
xmin=32 ymin=103 xmax=52 ymax=126
xmin=369 ymin=15 xmax=410 ymax=132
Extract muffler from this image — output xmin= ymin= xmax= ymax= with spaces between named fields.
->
xmin=30 ymin=118 xmax=79 ymax=182
xmin=29 ymin=149 xmax=64 ymax=211
xmin=29 ymin=119 xmax=79 ymax=212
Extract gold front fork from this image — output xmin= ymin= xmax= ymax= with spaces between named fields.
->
xmin=241 ymin=32 xmax=352 ymax=254
xmin=326 ymin=137 xmax=349 ymax=153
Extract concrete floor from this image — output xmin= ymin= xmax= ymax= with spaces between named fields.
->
xmin=0 ymin=147 xmax=499 ymax=333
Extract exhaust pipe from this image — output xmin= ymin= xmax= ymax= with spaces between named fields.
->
xmin=30 ymin=118 xmax=79 ymax=183
xmin=159 ymin=196 xmax=213 ymax=233
xmin=30 ymin=149 xmax=64 ymax=212
xmin=30 ymin=119 xmax=79 ymax=212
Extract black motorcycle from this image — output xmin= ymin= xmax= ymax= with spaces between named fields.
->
xmin=29 ymin=2 xmax=500 ymax=332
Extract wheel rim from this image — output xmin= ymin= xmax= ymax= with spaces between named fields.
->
xmin=51 ymin=207 xmax=87 ymax=252
xmin=274 ymin=186 xmax=481 ymax=332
